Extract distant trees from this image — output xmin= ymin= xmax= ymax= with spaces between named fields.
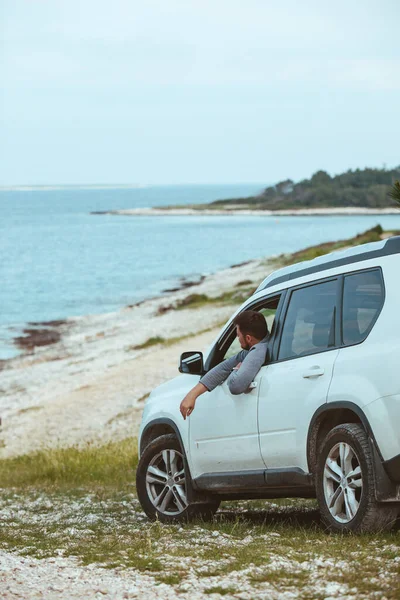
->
xmin=310 ymin=170 xmax=331 ymax=186
xmin=211 ymin=166 xmax=400 ymax=209
xmin=388 ymin=180 xmax=400 ymax=205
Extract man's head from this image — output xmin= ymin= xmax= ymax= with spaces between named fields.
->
xmin=233 ymin=310 xmax=268 ymax=350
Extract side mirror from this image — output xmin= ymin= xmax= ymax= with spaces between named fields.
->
xmin=179 ymin=351 xmax=204 ymax=375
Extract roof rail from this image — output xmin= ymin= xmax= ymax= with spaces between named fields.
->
xmin=256 ymin=235 xmax=400 ymax=293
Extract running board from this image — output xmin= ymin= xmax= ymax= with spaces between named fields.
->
xmin=194 ymin=467 xmax=313 ymax=493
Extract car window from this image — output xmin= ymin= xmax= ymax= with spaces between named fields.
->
xmin=278 ymin=280 xmax=337 ymax=360
xmin=223 ymin=299 xmax=280 ymax=360
xmin=342 ymin=270 xmax=384 ymax=345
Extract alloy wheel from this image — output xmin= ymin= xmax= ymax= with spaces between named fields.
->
xmin=145 ymin=448 xmax=188 ymax=516
xmin=323 ymin=442 xmax=363 ymax=523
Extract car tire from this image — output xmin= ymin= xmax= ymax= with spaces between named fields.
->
xmin=136 ymin=433 xmax=220 ymax=523
xmin=316 ymin=423 xmax=399 ymax=533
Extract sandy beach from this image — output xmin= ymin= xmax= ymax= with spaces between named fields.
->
xmin=0 ymin=257 xmax=272 ymax=458
xmin=94 ymin=207 xmax=400 ymax=217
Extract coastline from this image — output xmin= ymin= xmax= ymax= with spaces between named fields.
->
xmin=1 ymin=223 xmax=395 ymax=459
xmin=0 ymin=257 xmax=272 ymax=458
xmin=92 ymin=207 xmax=400 ymax=217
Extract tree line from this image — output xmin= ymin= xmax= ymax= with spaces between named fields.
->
xmin=211 ymin=167 xmax=400 ymax=209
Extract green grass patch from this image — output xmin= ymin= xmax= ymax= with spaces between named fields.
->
xmin=274 ymin=225 xmax=399 ymax=267
xmin=157 ymin=289 xmax=255 ymax=314
xmin=132 ymin=336 xmax=165 ymax=350
xmin=0 ymin=438 xmax=138 ymax=488
xmin=204 ymin=586 xmax=238 ymax=595
xmin=175 ymin=289 xmax=254 ymax=310
xmin=249 ymin=567 xmax=309 ymax=585
xmin=17 ymin=405 xmax=43 ymax=415
xmin=155 ymin=573 xmax=185 ymax=585
xmin=127 ymin=323 xmax=228 ymax=353
xmin=237 ymin=279 xmax=253 ymax=286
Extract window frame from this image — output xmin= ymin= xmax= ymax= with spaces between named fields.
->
xmin=204 ymin=291 xmax=286 ymax=372
xmin=339 ymin=266 xmax=385 ymax=348
xmin=204 ymin=265 xmax=386 ymax=372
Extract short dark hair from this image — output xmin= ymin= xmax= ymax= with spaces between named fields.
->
xmin=233 ymin=310 xmax=268 ymax=340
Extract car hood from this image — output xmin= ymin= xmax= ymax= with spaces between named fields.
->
xmin=145 ymin=373 xmax=198 ymax=405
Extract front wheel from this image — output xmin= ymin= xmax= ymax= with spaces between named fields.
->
xmin=136 ymin=433 xmax=220 ymax=522
xmin=316 ymin=423 xmax=398 ymax=533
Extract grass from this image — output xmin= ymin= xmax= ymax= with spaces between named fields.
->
xmin=156 ymin=288 xmax=256 ymax=315
xmin=132 ymin=336 xmax=165 ymax=350
xmin=17 ymin=405 xmax=43 ymax=415
xmin=274 ymin=225 xmax=398 ymax=267
xmin=155 ymin=573 xmax=183 ymax=585
xmin=0 ymin=441 xmax=399 ymax=598
xmin=174 ymin=289 xmax=255 ymax=310
xmin=0 ymin=438 xmax=138 ymax=488
xmin=204 ymin=586 xmax=238 ymax=595
xmin=127 ymin=322 xmax=228 ymax=353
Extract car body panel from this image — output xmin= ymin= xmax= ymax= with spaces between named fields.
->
xmin=138 ymin=238 xmax=400 ymax=493
xmin=258 ymin=349 xmax=339 ymax=471
xmin=188 ymin=374 xmax=264 ymax=479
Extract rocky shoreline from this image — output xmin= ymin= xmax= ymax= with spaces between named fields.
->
xmin=0 ymin=257 xmax=271 ymax=458
xmin=2 ymin=223 xmax=397 ymax=459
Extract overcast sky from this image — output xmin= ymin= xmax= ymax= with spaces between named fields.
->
xmin=1 ymin=0 xmax=399 ymax=186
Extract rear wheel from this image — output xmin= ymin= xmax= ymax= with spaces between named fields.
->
xmin=316 ymin=423 xmax=399 ymax=533
xmin=136 ymin=434 xmax=220 ymax=522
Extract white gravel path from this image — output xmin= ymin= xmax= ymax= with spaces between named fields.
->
xmin=0 ymin=549 xmax=357 ymax=600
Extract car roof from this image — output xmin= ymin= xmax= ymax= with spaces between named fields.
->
xmin=256 ymin=235 xmax=400 ymax=293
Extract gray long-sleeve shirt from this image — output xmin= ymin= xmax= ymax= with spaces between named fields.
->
xmin=200 ymin=337 xmax=268 ymax=395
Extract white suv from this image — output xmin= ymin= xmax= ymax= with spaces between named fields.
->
xmin=136 ymin=237 xmax=400 ymax=532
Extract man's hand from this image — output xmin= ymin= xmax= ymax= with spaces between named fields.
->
xmin=233 ymin=362 xmax=242 ymax=371
xmin=180 ymin=393 xmax=196 ymax=420
xmin=179 ymin=382 xmax=208 ymax=420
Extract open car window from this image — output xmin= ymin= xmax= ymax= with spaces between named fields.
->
xmin=223 ymin=298 xmax=280 ymax=361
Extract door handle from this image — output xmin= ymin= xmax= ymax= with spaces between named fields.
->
xmin=302 ymin=366 xmax=325 ymax=378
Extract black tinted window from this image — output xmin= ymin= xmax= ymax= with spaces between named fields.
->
xmin=278 ymin=280 xmax=337 ymax=360
xmin=342 ymin=270 xmax=384 ymax=345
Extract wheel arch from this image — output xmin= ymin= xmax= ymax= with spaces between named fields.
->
xmin=139 ymin=418 xmax=216 ymax=504
xmin=307 ymin=402 xmax=377 ymax=475
xmin=140 ymin=418 xmax=185 ymax=456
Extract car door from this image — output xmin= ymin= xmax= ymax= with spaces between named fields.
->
xmin=188 ymin=376 xmax=263 ymax=479
xmin=257 ymin=278 xmax=340 ymax=473
xmin=188 ymin=298 xmax=281 ymax=480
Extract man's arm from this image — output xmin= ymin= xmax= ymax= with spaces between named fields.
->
xmin=179 ymin=350 xmax=247 ymax=419
xmin=227 ymin=343 xmax=267 ymax=395
xmin=180 ymin=382 xmax=207 ymax=420
xmin=199 ymin=350 xmax=248 ymax=392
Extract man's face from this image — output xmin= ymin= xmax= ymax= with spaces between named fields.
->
xmin=236 ymin=325 xmax=250 ymax=350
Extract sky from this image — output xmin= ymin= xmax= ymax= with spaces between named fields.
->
xmin=1 ymin=0 xmax=399 ymax=186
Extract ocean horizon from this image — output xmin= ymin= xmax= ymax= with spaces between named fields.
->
xmin=2 ymin=183 xmax=400 ymax=359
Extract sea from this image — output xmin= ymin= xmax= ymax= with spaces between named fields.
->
xmin=2 ymin=183 xmax=400 ymax=360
